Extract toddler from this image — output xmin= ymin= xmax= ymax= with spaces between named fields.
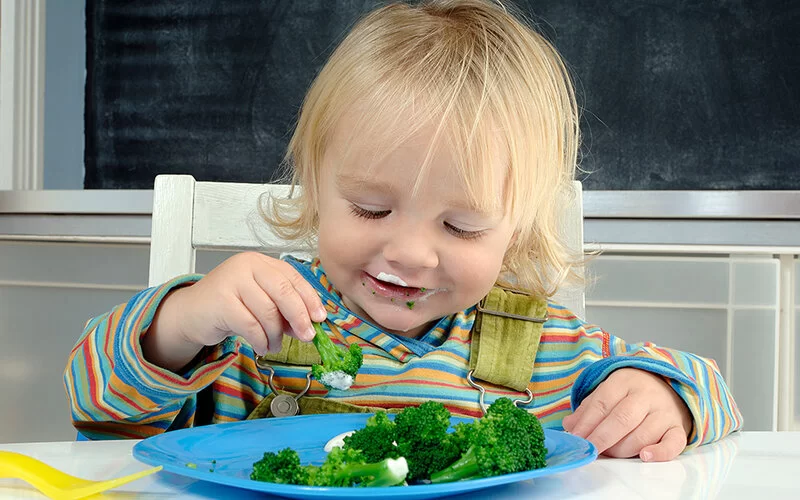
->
xmin=65 ymin=0 xmax=741 ymax=462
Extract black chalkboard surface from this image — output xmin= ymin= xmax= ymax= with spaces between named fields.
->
xmin=85 ymin=0 xmax=799 ymax=190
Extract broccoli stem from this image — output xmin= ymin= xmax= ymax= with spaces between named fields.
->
xmin=310 ymin=322 xmax=362 ymax=391
xmin=428 ymin=446 xmax=479 ymax=484
xmin=312 ymin=322 xmax=343 ymax=363
xmin=335 ymin=457 xmax=409 ymax=487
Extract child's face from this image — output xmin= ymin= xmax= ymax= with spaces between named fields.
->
xmin=315 ymin=115 xmax=517 ymax=338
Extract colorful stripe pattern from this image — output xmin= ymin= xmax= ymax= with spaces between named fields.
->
xmin=64 ymin=258 xmax=742 ymax=449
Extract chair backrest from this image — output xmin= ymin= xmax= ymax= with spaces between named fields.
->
xmin=149 ymin=174 xmax=585 ymax=318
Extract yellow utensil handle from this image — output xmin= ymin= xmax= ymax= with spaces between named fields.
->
xmin=0 ymin=450 xmax=162 ymax=500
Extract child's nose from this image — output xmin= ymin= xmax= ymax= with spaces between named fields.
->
xmin=382 ymin=223 xmax=439 ymax=270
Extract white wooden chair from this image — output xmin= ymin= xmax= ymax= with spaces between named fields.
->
xmin=148 ymin=174 xmax=585 ymax=318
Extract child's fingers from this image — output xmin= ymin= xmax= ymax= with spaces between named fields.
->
xmin=277 ymin=260 xmax=328 ymax=323
xmin=238 ymin=283 xmax=285 ymax=353
xmin=583 ymin=396 xmax=647 ymax=455
xmin=562 ymin=381 xmax=627 ymax=442
xmin=639 ymin=425 xmax=687 ymax=462
xmin=602 ymin=412 xmax=670 ymax=458
xmin=224 ymin=299 xmax=270 ymax=355
xmin=252 ymin=263 xmax=317 ymax=342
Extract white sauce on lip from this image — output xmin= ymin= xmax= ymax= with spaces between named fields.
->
xmin=376 ymin=272 xmax=409 ymax=287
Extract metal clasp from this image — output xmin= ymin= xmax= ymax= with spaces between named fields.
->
xmin=256 ymin=356 xmax=312 ymax=417
xmin=466 ymin=369 xmax=534 ymax=416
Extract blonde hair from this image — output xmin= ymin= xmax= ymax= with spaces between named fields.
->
xmin=265 ymin=0 xmax=582 ymax=298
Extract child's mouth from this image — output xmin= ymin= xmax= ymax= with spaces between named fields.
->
xmin=361 ymin=272 xmax=431 ymax=301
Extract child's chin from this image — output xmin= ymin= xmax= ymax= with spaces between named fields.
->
xmin=367 ymin=306 xmax=425 ymax=335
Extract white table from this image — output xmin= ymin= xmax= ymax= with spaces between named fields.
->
xmin=1 ymin=432 xmax=799 ymax=499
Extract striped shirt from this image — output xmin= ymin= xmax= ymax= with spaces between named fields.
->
xmin=64 ymin=257 xmax=742 ymax=449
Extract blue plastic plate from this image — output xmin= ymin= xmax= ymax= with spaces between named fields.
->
xmin=133 ymin=414 xmax=596 ymax=500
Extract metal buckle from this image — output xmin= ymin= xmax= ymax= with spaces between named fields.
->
xmin=475 ymin=285 xmax=548 ymax=323
xmin=255 ymin=358 xmax=312 ymax=417
xmin=467 ymin=369 xmax=534 ymax=416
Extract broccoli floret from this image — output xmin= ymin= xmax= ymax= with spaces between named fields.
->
xmin=250 ymin=448 xmax=310 ymax=484
xmin=450 ymin=420 xmax=477 ymax=455
xmin=394 ymin=401 xmax=463 ymax=482
xmin=310 ymin=322 xmax=363 ymax=391
xmin=428 ymin=397 xmax=547 ymax=484
xmin=342 ymin=412 xmax=399 ymax=463
xmin=251 ymin=446 xmax=407 ymax=487
xmin=312 ymin=447 xmax=408 ymax=487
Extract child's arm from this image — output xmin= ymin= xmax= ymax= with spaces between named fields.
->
xmin=63 ymin=276 xmax=243 ymax=439
xmin=564 ymin=322 xmax=743 ymax=457
xmin=139 ymin=252 xmax=324 ymax=370
xmin=64 ymin=252 xmax=326 ymax=438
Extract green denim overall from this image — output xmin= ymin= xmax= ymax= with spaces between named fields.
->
xmin=246 ymin=286 xmax=548 ymax=419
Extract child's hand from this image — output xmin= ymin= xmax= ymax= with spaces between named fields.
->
xmin=561 ymin=368 xmax=693 ymax=462
xmin=148 ymin=253 xmax=327 ymax=366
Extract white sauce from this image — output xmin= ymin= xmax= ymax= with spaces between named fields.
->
xmin=323 ymin=430 xmax=356 ymax=452
xmin=376 ymin=272 xmax=409 ymax=287
xmin=320 ymin=372 xmax=354 ymax=391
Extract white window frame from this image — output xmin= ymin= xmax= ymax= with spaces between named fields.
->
xmin=0 ymin=0 xmax=46 ymax=190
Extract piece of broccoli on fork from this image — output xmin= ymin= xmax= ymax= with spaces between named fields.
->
xmin=310 ymin=322 xmax=363 ymax=391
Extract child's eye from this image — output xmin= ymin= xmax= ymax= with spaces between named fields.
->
xmin=444 ymin=222 xmax=485 ymax=240
xmin=350 ymin=203 xmax=391 ymax=220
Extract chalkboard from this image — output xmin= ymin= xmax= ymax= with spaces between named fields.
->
xmin=85 ymin=0 xmax=799 ymax=190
